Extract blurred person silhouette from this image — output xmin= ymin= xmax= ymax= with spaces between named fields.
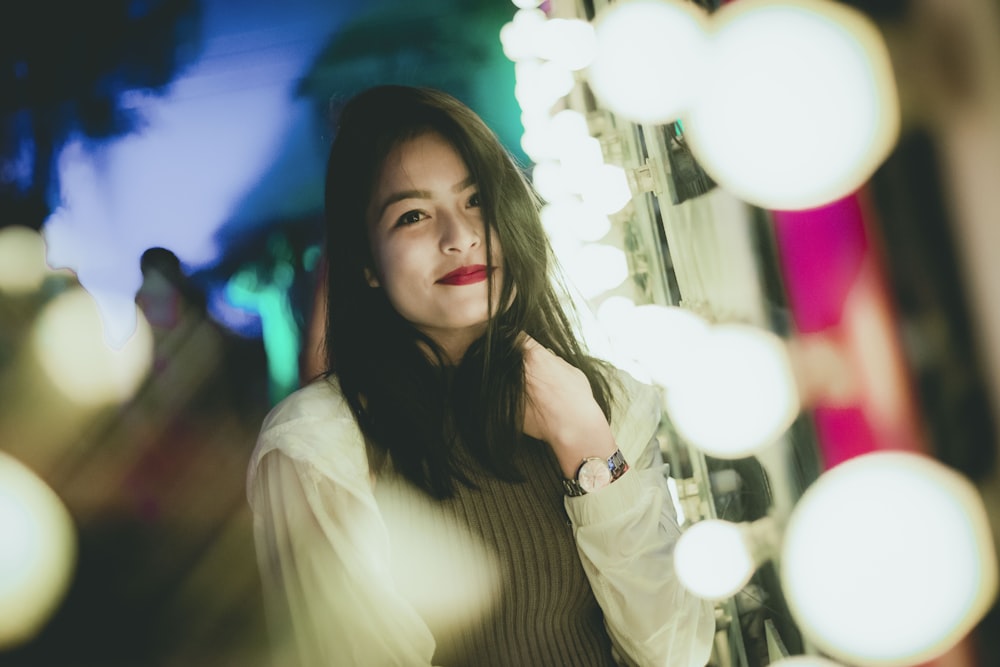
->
xmin=246 ymin=86 xmax=715 ymax=666
xmin=135 ymin=246 xmax=209 ymax=372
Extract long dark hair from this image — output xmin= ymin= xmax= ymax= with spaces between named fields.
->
xmin=324 ymin=85 xmax=614 ymax=498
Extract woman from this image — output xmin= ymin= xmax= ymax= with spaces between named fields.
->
xmin=247 ymin=85 xmax=715 ymax=666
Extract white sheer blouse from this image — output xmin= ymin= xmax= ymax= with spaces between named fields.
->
xmin=246 ymin=369 xmax=716 ymax=666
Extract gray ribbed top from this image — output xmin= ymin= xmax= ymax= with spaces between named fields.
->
xmin=432 ymin=440 xmax=617 ymax=667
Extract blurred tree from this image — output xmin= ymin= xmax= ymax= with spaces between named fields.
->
xmin=297 ymin=0 xmax=522 ymax=161
xmin=0 ymin=0 xmax=202 ymax=231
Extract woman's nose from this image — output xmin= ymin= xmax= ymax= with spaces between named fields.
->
xmin=439 ymin=210 xmax=481 ymax=253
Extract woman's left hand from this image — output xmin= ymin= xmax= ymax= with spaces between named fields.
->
xmin=520 ymin=334 xmax=617 ymax=477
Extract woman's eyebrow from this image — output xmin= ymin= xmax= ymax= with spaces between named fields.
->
xmin=375 ymin=176 xmax=476 ymax=219
xmin=377 ymin=189 xmax=429 ymax=218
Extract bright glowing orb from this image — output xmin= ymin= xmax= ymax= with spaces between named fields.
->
xmin=598 ymin=304 xmax=710 ymax=390
xmin=537 ymin=19 xmax=596 ymax=71
xmin=781 ymin=451 xmax=998 ymax=666
xmin=685 ymin=0 xmax=899 ymax=210
xmin=0 ymin=452 xmax=76 ymax=648
xmin=770 ymin=658 xmax=845 ymax=667
xmin=675 ymin=519 xmax=755 ymax=600
xmin=588 ymin=0 xmax=709 ymax=124
xmin=0 ymin=226 xmax=49 ymax=294
xmin=565 ymin=243 xmax=629 ymax=299
xmin=580 ymin=163 xmax=633 ymax=215
xmin=32 ymin=287 xmax=153 ymax=405
xmin=664 ymin=324 xmax=799 ymax=458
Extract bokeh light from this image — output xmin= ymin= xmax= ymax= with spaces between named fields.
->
xmin=0 ymin=226 xmax=49 ymax=294
xmin=781 ymin=451 xmax=998 ymax=666
xmin=32 ymin=287 xmax=154 ymax=406
xmin=684 ymin=0 xmax=899 ymax=210
xmin=579 ymin=163 xmax=633 ymax=215
xmin=675 ymin=519 xmax=755 ymax=600
xmin=0 ymin=452 xmax=76 ymax=649
xmin=564 ymin=243 xmax=629 ymax=299
xmin=541 ymin=200 xmax=611 ymax=244
xmin=597 ymin=303 xmax=710 ymax=390
xmin=770 ymin=657 xmax=846 ymax=667
xmin=664 ymin=324 xmax=799 ymax=458
xmin=535 ymin=19 xmax=596 ymax=71
xmin=588 ymin=0 xmax=709 ymax=124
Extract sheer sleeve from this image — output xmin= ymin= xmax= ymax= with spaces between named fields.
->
xmin=246 ymin=380 xmax=440 ymax=666
xmin=251 ymin=449 xmax=438 ymax=666
xmin=566 ymin=370 xmax=716 ymax=667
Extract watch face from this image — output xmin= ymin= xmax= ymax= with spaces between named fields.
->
xmin=578 ymin=457 xmax=612 ymax=493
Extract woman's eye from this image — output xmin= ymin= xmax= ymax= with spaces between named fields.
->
xmin=396 ymin=210 xmax=425 ymax=226
xmin=467 ymin=192 xmax=481 ymax=208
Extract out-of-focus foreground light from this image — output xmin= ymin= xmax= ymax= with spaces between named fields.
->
xmin=684 ymin=0 xmax=899 ymax=210
xmin=675 ymin=519 xmax=756 ymax=600
xmin=32 ymin=287 xmax=153 ymax=406
xmin=0 ymin=452 xmax=76 ymax=649
xmin=0 ymin=226 xmax=49 ymax=294
xmin=770 ymin=657 xmax=846 ymax=667
xmin=588 ymin=0 xmax=709 ymax=124
xmin=664 ymin=324 xmax=799 ymax=458
xmin=375 ymin=477 xmax=500 ymax=639
xmin=781 ymin=451 xmax=998 ymax=667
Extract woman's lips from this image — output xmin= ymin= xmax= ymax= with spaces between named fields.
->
xmin=437 ymin=265 xmax=489 ymax=285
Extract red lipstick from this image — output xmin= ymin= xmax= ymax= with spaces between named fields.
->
xmin=437 ymin=265 xmax=489 ymax=286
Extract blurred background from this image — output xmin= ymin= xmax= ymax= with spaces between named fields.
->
xmin=3 ymin=0 xmax=1000 ymax=666
xmin=0 ymin=0 xmax=519 ymax=665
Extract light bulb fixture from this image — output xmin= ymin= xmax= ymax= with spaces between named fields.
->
xmin=564 ymin=243 xmax=630 ymax=299
xmin=781 ymin=451 xmax=999 ymax=666
xmin=536 ymin=19 xmax=596 ymax=71
xmin=684 ymin=0 xmax=900 ymax=210
xmin=587 ymin=0 xmax=709 ymax=124
xmin=597 ymin=303 xmax=711 ymax=391
xmin=579 ymin=163 xmax=633 ymax=215
xmin=675 ymin=518 xmax=777 ymax=600
xmin=663 ymin=324 xmax=799 ymax=459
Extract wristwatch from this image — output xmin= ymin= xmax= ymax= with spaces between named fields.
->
xmin=563 ymin=448 xmax=629 ymax=497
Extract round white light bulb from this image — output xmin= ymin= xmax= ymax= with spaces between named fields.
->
xmin=664 ymin=324 xmax=799 ymax=458
xmin=579 ymin=163 xmax=633 ymax=215
xmin=588 ymin=0 xmax=709 ymax=124
xmin=565 ymin=243 xmax=629 ymax=299
xmin=0 ymin=452 xmax=76 ymax=648
xmin=541 ymin=200 xmax=611 ymax=245
xmin=781 ymin=451 xmax=999 ymax=666
xmin=675 ymin=519 xmax=756 ymax=600
xmin=601 ymin=304 xmax=710 ymax=391
xmin=537 ymin=19 xmax=596 ymax=71
xmin=685 ymin=0 xmax=899 ymax=210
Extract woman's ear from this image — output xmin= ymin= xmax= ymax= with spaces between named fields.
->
xmin=364 ymin=267 xmax=380 ymax=288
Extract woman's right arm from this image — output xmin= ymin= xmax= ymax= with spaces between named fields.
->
xmin=251 ymin=447 xmax=438 ymax=666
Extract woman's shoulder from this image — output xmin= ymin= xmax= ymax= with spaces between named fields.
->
xmin=248 ymin=376 xmax=369 ymax=490
xmin=259 ymin=375 xmax=355 ymax=435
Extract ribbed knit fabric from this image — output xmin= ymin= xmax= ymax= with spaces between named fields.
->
xmin=430 ymin=440 xmax=617 ymax=667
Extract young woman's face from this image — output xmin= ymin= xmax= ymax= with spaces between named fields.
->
xmin=366 ymin=131 xmax=502 ymax=358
